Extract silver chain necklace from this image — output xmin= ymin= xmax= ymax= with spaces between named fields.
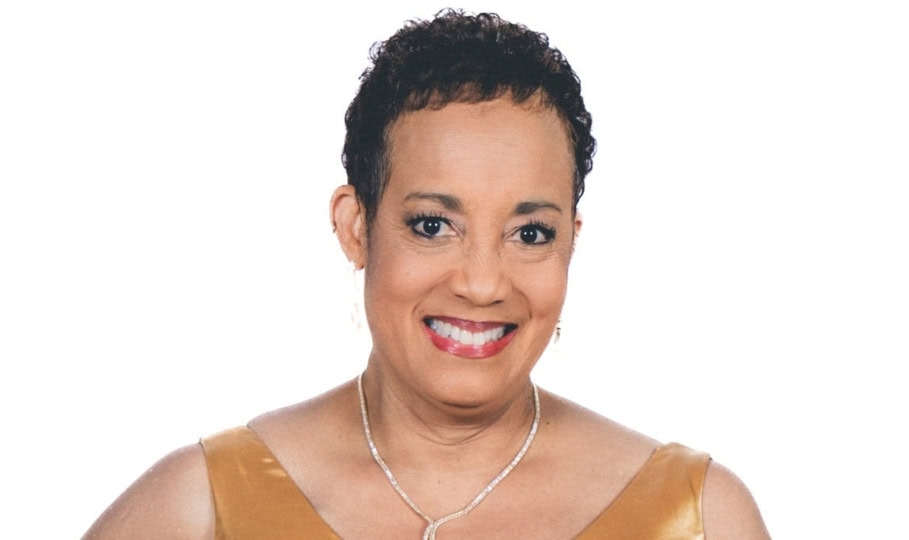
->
xmin=357 ymin=373 xmax=541 ymax=540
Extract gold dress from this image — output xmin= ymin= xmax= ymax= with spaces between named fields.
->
xmin=201 ymin=427 xmax=710 ymax=539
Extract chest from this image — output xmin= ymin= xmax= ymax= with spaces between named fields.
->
xmin=317 ymin=477 xmax=608 ymax=540
xmin=203 ymin=428 xmax=708 ymax=539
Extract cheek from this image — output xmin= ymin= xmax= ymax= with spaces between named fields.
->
xmin=363 ymin=242 xmax=437 ymax=311
xmin=512 ymin=258 xmax=571 ymax=315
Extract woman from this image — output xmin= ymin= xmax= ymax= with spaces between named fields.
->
xmin=87 ymin=10 xmax=769 ymax=539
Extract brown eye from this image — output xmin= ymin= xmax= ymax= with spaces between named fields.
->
xmin=407 ymin=216 xmax=453 ymax=239
xmin=419 ymin=218 xmax=442 ymax=236
xmin=518 ymin=224 xmax=555 ymax=245
xmin=520 ymin=227 xmax=540 ymax=244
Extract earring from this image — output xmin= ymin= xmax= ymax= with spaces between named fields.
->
xmin=350 ymin=265 xmax=363 ymax=331
xmin=554 ymin=320 xmax=561 ymax=343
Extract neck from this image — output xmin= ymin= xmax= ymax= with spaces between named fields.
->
xmin=358 ymin=365 xmax=538 ymax=473
xmin=356 ymin=369 xmax=542 ymax=537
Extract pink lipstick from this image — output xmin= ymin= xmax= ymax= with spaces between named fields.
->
xmin=423 ymin=316 xmax=517 ymax=359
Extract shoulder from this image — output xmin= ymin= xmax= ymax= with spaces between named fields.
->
xmin=84 ymin=443 xmax=214 ymax=539
xmin=248 ymin=378 xmax=360 ymax=452
xmin=537 ymin=390 xmax=770 ymax=537
xmin=538 ymin=389 xmax=660 ymax=460
xmin=533 ymin=390 xmax=662 ymax=496
xmin=702 ymin=460 xmax=771 ymax=539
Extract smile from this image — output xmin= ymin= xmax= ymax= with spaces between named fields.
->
xmin=423 ymin=316 xmax=517 ymax=359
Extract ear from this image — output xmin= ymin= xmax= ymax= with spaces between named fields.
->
xmin=330 ymin=185 xmax=367 ymax=269
xmin=571 ymin=211 xmax=583 ymax=256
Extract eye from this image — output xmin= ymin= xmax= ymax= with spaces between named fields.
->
xmin=408 ymin=215 xmax=453 ymax=238
xmin=517 ymin=223 xmax=556 ymax=245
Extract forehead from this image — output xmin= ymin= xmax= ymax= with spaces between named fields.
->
xmin=384 ymin=98 xmax=574 ymax=203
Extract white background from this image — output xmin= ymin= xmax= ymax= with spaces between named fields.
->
xmin=1 ymin=1 xmax=907 ymax=538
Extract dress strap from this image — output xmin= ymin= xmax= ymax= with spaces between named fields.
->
xmin=576 ymin=443 xmax=711 ymax=540
xmin=200 ymin=426 xmax=341 ymax=539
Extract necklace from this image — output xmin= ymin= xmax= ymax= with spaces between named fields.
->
xmin=357 ymin=373 xmax=541 ymax=540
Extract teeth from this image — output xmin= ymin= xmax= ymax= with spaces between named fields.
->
xmin=427 ymin=319 xmax=508 ymax=346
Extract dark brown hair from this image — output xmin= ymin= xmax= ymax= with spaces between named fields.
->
xmin=342 ymin=9 xmax=596 ymax=224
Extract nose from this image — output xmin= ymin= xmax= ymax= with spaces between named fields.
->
xmin=450 ymin=244 xmax=512 ymax=307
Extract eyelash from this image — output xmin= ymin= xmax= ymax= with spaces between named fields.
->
xmin=517 ymin=220 xmax=557 ymax=245
xmin=405 ymin=212 xmax=453 ymax=239
xmin=404 ymin=214 xmax=556 ymax=245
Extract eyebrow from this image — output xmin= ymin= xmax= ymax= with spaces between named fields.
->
xmin=403 ymin=192 xmax=562 ymax=215
xmin=514 ymin=200 xmax=563 ymax=215
xmin=404 ymin=192 xmax=463 ymax=212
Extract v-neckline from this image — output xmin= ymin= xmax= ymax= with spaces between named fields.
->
xmin=243 ymin=426 xmax=678 ymax=538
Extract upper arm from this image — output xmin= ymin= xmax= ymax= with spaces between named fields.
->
xmin=84 ymin=443 xmax=215 ymax=540
xmin=702 ymin=461 xmax=771 ymax=539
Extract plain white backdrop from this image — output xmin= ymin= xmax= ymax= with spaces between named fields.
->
xmin=1 ymin=1 xmax=907 ymax=537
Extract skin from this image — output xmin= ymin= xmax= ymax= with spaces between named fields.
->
xmin=356 ymin=96 xmax=579 ymax=423
xmin=86 ymin=97 xmax=770 ymax=539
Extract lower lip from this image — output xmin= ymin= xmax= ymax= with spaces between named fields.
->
xmin=423 ymin=323 xmax=516 ymax=359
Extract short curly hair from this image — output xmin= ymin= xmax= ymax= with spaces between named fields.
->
xmin=342 ymin=9 xmax=596 ymax=225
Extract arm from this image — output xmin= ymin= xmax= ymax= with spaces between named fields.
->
xmin=702 ymin=461 xmax=771 ymax=539
xmin=83 ymin=444 xmax=215 ymax=539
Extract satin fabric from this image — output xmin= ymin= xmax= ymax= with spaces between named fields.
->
xmin=201 ymin=427 xmax=710 ymax=539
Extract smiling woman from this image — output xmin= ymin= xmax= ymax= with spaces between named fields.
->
xmin=85 ymin=10 xmax=769 ymax=539
xmin=333 ymin=97 xmax=579 ymax=412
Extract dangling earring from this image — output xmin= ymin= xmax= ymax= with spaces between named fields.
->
xmin=350 ymin=264 xmax=364 ymax=331
xmin=554 ymin=320 xmax=562 ymax=343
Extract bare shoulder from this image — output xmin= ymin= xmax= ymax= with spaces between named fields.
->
xmin=702 ymin=460 xmax=771 ymax=539
xmin=84 ymin=443 xmax=214 ymax=540
xmin=84 ymin=383 xmax=357 ymax=540
xmin=248 ymin=379 xmax=359 ymax=448
xmin=538 ymin=390 xmax=769 ymax=538
xmin=540 ymin=389 xmax=660 ymax=459
xmin=535 ymin=390 xmax=662 ymax=496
